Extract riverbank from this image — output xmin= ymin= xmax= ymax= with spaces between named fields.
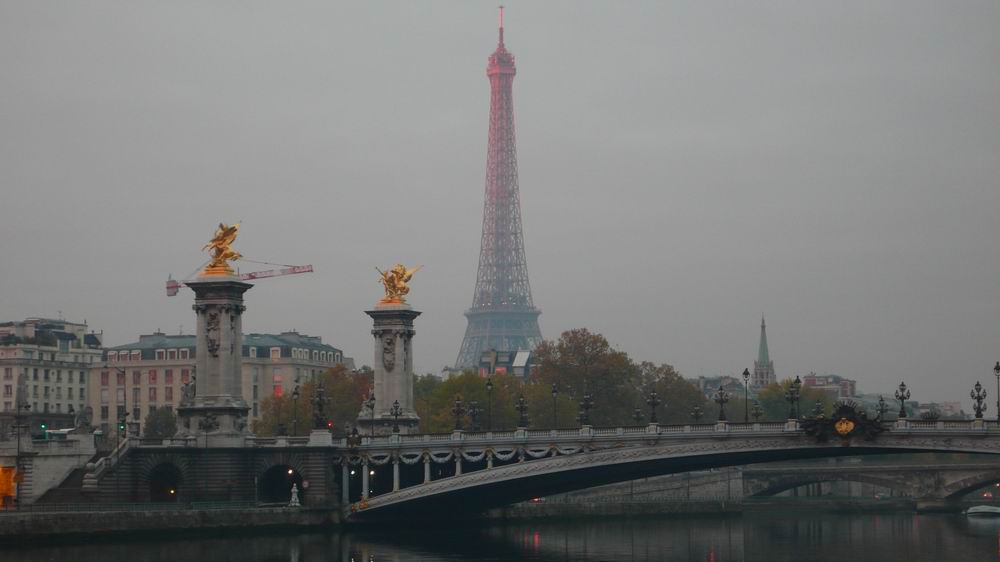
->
xmin=0 ymin=506 xmax=339 ymax=543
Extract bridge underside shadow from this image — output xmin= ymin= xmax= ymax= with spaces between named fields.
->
xmin=350 ymin=446 xmax=937 ymax=522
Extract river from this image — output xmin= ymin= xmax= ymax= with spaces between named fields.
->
xmin=7 ymin=512 xmax=1000 ymax=561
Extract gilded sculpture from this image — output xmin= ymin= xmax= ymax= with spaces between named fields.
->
xmin=376 ymin=263 xmax=421 ymax=305
xmin=201 ymin=223 xmax=242 ymax=276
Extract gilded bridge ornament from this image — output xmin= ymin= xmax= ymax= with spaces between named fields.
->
xmin=835 ymin=418 xmax=856 ymax=436
xmin=201 ymin=222 xmax=242 ymax=276
xmin=376 ymin=264 xmax=421 ymax=305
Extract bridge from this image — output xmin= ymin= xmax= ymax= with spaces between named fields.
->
xmin=65 ymin=417 xmax=1000 ymax=521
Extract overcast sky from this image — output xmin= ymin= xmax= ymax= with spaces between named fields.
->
xmin=2 ymin=2 xmax=999 ymax=405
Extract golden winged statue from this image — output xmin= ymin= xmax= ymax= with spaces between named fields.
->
xmin=376 ymin=263 xmax=421 ymax=305
xmin=201 ymin=222 xmax=243 ymax=276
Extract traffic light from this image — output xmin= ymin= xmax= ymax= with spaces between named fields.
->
xmin=39 ymin=422 xmax=47 ymax=430
xmin=327 ymin=420 xmax=334 ymax=430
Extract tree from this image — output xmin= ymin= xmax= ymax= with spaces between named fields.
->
xmin=756 ymin=379 xmax=836 ymax=421
xmin=638 ymin=362 xmax=708 ymax=424
xmin=254 ymin=365 xmax=371 ymax=436
xmin=531 ymin=329 xmax=639 ymax=426
xmin=143 ymin=407 xmax=177 ymax=439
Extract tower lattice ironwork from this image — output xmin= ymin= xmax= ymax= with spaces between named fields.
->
xmin=455 ymin=8 xmax=542 ymax=370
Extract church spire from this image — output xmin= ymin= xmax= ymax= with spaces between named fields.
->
xmin=758 ymin=315 xmax=769 ymax=365
xmin=752 ymin=315 xmax=775 ymax=389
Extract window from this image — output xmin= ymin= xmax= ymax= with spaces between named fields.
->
xmin=148 ymin=405 xmax=157 ymax=415
xmin=3 ymin=402 xmax=10 ymax=412
xmin=167 ymin=349 xmax=177 ymax=360
xmin=101 ymin=371 xmax=109 ymax=386
xmin=43 ymin=403 xmax=49 ymax=412
xmin=270 ymin=347 xmax=281 ymax=360
xmin=101 ymin=406 xmax=109 ymax=420
xmin=180 ymin=348 xmax=189 ymax=359
xmin=67 ymin=387 xmax=73 ymax=399
xmin=68 ymin=404 xmax=75 ymax=414
xmin=56 ymin=403 xmax=61 ymax=413
xmin=79 ymin=387 xmax=85 ymax=399
xmin=79 ymin=371 xmax=86 ymax=384
xmin=107 ymin=351 xmax=117 ymax=362
xmin=148 ymin=370 xmax=157 ymax=385
xmin=2 ymin=385 xmax=11 ymax=397
xmin=43 ymin=386 xmax=50 ymax=398
xmin=55 ymin=388 xmax=62 ymax=399
xmin=149 ymin=387 xmax=157 ymax=401
xmin=33 ymin=385 xmax=38 ymax=397
xmin=133 ymin=407 xmax=141 ymax=420
xmin=273 ymin=373 xmax=283 ymax=397
xmin=117 ymin=405 xmax=125 ymax=418
xmin=132 ymin=388 xmax=140 ymax=405
xmin=101 ymin=389 xmax=109 ymax=404
xmin=44 ymin=369 xmax=50 ymax=381
xmin=116 ymin=388 xmax=125 ymax=402
xmin=155 ymin=350 xmax=165 ymax=361
xmin=56 ymin=370 xmax=62 ymax=383
xmin=3 ymin=368 xmax=11 ymax=380
xmin=252 ymin=385 xmax=258 ymax=399
xmin=116 ymin=371 xmax=125 ymax=386
xmin=181 ymin=369 xmax=190 ymax=384
xmin=249 ymin=347 xmax=257 ymax=358
xmin=132 ymin=371 xmax=140 ymax=385
xmin=164 ymin=386 xmax=173 ymax=401
xmin=130 ymin=351 xmax=141 ymax=361
xmin=165 ymin=370 xmax=173 ymax=385
xmin=313 ymin=351 xmax=319 ymax=362
xmin=32 ymin=368 xmax=38 ymax=381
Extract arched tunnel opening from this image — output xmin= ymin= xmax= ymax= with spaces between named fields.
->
xmin=259 ymin=464 xmax=303 ymax=504
xmin=148 ymin=462 xmax=182 ymax=503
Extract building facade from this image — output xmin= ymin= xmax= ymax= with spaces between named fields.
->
xmin=90 ymin=331 xmax=345 ymax=433
xmin=0 ymin=318 xmax=104 ymax=433
xmin=801 ymin=372 xmax=858 ymax=399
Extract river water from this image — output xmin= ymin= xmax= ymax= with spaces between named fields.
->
xmin=8 ymin=512 xmax=1000 ymax=561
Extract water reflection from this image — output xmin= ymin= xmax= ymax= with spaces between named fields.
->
xmin=6 ymin=513 xmax=999 ymax=561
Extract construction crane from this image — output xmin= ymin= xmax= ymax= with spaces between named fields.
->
xmin=166 ymin=262 xmax=314 ymax=296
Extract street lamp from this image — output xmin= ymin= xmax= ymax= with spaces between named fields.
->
xmin=485 ymin=377 xmax=494 ymax=431
xmin=894 ymin=381 xmax=910 ymax=419
xmin=971 ymin=381 xmax=987 ymax=419
xmin=632 ymin=408 xmax=643 ymax=425
xmin=14 ymin=402 xmax=30 ymax=506
xmin=713 ymin=385 xmax=730 ymax=422
xmin=690 ymin=405 xmax=704 ymax=423
xmin=291 ymin=385 xmax=300 ymax=436
xmin=578 ymin=392 xmax=594 ymax=426
xmin=389 ymin=400 xmax=402 ymax=434
xmin=515 ymin=393 xmax=529 ymax=428
xmin=750 ymin=400 xmax=763 ymax=422
xmin=875 ymin=395 xmax=889 ymax=422
xmin=364 ymin=390 xmax=376 ymax=437
xmin=784 ymin=379 xmax=800 ymax=420
xmin=742 ymin=368 xmax=751 ymax=423
xmin=452 ymin=395 xmax=465 ymax=431
xmin=793 ymin=376 xmax=802 ymax=420
xmin=551 ymin=384 xmax=559 ymax=428
xmin=468 ymin=400 xmax=481 ymax=431
xmin=646 ymin=389 xmax=661 ymax=424
xmin=994 ymin=362 xmax=1000 ymax=423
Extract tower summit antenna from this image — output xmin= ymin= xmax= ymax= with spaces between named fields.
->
xmin=498 ymin=5 xmax=504 ymax=46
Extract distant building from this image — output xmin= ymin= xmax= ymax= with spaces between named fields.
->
xmin=692 ymin=375 xmax=747 ymax=400
xmin=751 ymin=317 xmax=775 ymax=389
xmin=801 ymin=372 xmax=857 ymax=399
xmin=477 ymin=349 xmax=535 ymax=378
xmin=0 ymin=317 xmax=104 ymax=434
xmin=89 ymin=331 xmax=345 ymax=433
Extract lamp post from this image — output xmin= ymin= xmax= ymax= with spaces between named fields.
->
xmin=784 ymin=379 xmax=800 ymax=420
xmin=364 ymin=390 xmax=376 ymax=437
xmin=994 ymin=362 xmax=1000 ymax=423
xmin=875 ymin=395 xmax=889 ymax=422
xmin=468 ymin=400 xmax=481 ymax=431
xmin=691 ymin=405 xmax=704 ymax=423
xmin=578 ymin=392 xmax=594 ymax=426
xmin=971 ymin=381 xmax=987 ymax=419
xmin=742 ymin=368 xmax=751 ymax=423
xmin=389 ymin=400 xmax=402 ymax=434
xmin=515 ymin=394 xmax=528 ymax=428
xmin=713 ymin=385 xmax=730 ymax=422
xmin=750 ymin=400 xmax=763 ymax=422
xmin=291 ymin=385 xmax=300 ymax=436
xmin=452 ymin=395 xmax=465 ymax=431
xmin=646 ymin=389 xmax=661 ymax=424
xmin=894 ymin=381 xmax=910 ymax=419
xmin=793 ymin=376 xmax=802 ymax=420
xmin=485 ymin=377 xmax=494 ymax=431
xmin=551 ymin=384 xmax=559 ymax=428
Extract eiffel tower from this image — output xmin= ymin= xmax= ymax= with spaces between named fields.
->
xmin=455 ymin=8 xmax=542 ymax=370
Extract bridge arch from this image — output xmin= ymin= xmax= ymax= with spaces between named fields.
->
xmin=942 ymin=471 xmax=1000 ymax=499
xmin=148 ymin=462 xmax=183 ymax=502
xmin=747 ymin=473 xmax=914 ymax=497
